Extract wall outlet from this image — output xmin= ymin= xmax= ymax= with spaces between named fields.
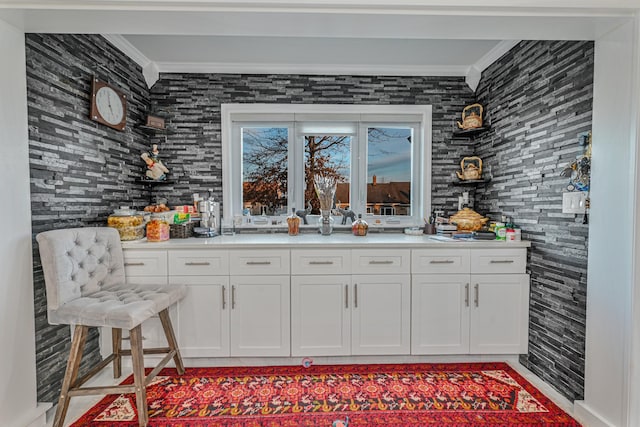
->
xmin=562 ymin=192 xmax=588 ymax=214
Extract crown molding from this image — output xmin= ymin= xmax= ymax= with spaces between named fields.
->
xmin=101 ymin=34 xmax=159 ymax=87
xmin=472 ymin=39 xmax=520 ymax=72
xmin=464 ymin=39 xmax=520 ymax=91
xmin=156 ymin=61 xmax=469 ymax=77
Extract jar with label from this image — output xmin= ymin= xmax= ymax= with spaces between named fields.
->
xmin=107 ymin=207 xmax=145 ymax=241
xmin=146 ymin=214 xmax=170 ymax=242
xmin=287 ymin=208 xmax=300 ymax=236
xmin=514 ymin=226 xmax=522 ymax=241
xmin=494 ymin=222 xmax=506 ymax=241
xmin=506 ymin=227 xmax=516 ymax=242
xmin=352 ymin=214 xmax=369 ymax=236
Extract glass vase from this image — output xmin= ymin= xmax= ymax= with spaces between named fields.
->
xmin=318 ymin=209 xmax=334 ymax=236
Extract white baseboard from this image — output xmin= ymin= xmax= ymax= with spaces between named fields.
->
xmin=8 ymin=403 xmax=51 ymax=427
xmin=574 ymin=401 xmax=616 ymax=427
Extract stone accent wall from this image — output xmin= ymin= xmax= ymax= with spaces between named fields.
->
xmin=26 ymin=33 xmax=151 ymax=402
xmin=474 ymin=40 xmax=593 ymax=400
xmin=149 ymin=74 xmax=476 ymax=214
xmin=25 ymin=34 xmax=592 ymax=404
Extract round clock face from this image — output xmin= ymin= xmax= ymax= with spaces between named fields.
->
xmin=95 ymin=86 xmax=124 ymax=125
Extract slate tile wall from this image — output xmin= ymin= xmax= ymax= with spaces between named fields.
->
xmin=26 ymin=33 xmax=151 ymax=402
xmin=474 ymin=40 xmax=593 ymax=400
xmin=149 ymin=74 xmax=476 ymax=214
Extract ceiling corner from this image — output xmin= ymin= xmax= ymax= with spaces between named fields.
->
xmin=101 ymin=34 xmax=158 ymax=88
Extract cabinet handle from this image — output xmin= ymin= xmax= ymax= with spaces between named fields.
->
xmin=465 ymin=283 xmax=469 ymax=307
xmin=246 ymin=261 xmax=271 ymax=265
xmin=222 ymin=285 xmax=226 ymax=310
xmin=430 ymin=260 xmax=454 ymax=264
xmin=345 ymin=285 xmax=349 ymax=309
xmin=369 ymin=260 xmax=393 ymax=265
xmin=354 ymin=284 xmax=358 ymax=308
xmin=231 ymin=285 xmax=236 ymax=309
xmin=185 ymin=261 xmax=210 ymax=266
xmin=124 ymin=262 xmax=145 ymax=266
xmin=490 ymin=259 xmax=514 ymax=264
xmin=474 ymin=284 xmax=479 ymax=307
xmin=309 ymin=260 xmax=334 ymax=265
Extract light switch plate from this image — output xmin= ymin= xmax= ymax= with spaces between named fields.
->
xmin=562 ymin=192 xmax=588 ymax=214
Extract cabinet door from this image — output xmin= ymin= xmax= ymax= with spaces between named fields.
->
xmin=170 ymin=275 xmax=230 ymax=357
xmin=411 ymin=274 xmax=470 ymax=355
xmin=291 ymin=275 xmax=351 ymax=356
xmin=230 ymin=275 xmax=291 ymax=357
xmin=469 ymin=274 xmax=530 ymax=354
xmin=351 ymin=275 xmax=410 ymax=355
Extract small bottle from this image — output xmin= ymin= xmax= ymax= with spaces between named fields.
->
xmin=287 ymin=208 xmax=300 ymax=236
xmin=352 ymin=214 xmax=369 ymax=236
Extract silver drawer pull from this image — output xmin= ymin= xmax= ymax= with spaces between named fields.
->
xmin=122 ymin=336 xmax=146 ymax=341
xmin=185 ymin=261 xmax=211 ymax=266
xmin=309 ymin=260 xmax=334 ymax=265
xmin=430 ymin=260 xmax=454 ymax=264
xmin=369 ymin=260 xmax=393 ymax=265
xmin=124 ymin=262 xmax=145 ymax=266
xmin=490 ymin=260 xmax=515 ymax=264
xmin=246 ymin=261 xmax=271 ymax=265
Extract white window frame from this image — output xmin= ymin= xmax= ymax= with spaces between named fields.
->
xmin=222 ymin=104 xmax=432 ymax=228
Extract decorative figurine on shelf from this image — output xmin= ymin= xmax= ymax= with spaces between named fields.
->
xmin=456 ymin=156 xmax=483 ymax=181
xmin=295 ymin=201 xmax=312 ymax=225
xmin=336 ymin=202 xmax=357 ymax=225
xmin=149 ymin=143 xmax=160 ymax=162
xmin=457 ymin=103 xmax=484 ymax=130
xmin=141 ymin=148 xmax=169 ymax=181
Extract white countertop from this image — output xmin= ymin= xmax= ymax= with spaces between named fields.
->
xmin=122 ymin=233 xmax=531 ymax=250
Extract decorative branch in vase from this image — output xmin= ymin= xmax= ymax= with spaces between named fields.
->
xmin=313 ymin=175 xmax=337 ymax=235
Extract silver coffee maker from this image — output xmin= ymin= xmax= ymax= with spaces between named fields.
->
xmin=198 ymin=192 xmax=220 ymax=236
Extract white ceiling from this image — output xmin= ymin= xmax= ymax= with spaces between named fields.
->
xmin=0 ymin=1 xmax=635 ymax=88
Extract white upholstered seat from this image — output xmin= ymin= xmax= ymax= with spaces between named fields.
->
xmin=37 ymin=227 xmax=185 ymax=427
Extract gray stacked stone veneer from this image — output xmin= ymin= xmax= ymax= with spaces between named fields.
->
xmin=25 ymin=33 xmax=592 ymax=403
xmin=474 ymin=40 xmax=593 ymax=400
xmin=26 ymin=33 xmax=152 ymax=402
xmin=149 ymin=74 xmax=476 ymax=212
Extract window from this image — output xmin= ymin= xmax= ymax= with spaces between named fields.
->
xmin=222 ymin=104 xmax=432 ymax=228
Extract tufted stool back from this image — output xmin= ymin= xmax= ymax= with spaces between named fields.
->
xmin=37 ymin=227 xmax=126 ymax=318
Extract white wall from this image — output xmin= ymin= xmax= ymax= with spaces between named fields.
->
xmin=0 ymin=18 xmax=48 ymax=427
xmin=574 ymin=18 xmax=639 ymax=427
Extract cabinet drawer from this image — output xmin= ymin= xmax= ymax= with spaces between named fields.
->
xmin=229 ymin=249 xmax=290 ymax=275
xmin=412 ymin=249 xmax=470 ymax=274
xmin=169 ymin=250 xmax=229 ymax=276
xmin=470 ymin=249 xmax=527 ymax=274
xmin=291 ymin=249 xmax=351 ymax=275
xmin=123 ymin=250 xmax=167 ymax=276
xmin=351 ymin=249 xmax=410 ymax=275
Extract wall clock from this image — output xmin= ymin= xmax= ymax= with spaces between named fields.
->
xmin=89 ymin=78 xmax=127 ymax=131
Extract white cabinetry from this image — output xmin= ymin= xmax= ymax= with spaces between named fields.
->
xmin=168 ymin=250 xmax=229 ymax=357
xmin=291 ymin=249 xmax=410 ymax=356
xmin=119 ymin=240 xmax=530 ymax=360
xmin=229 ymin=250 xmax=290 ymax=357
xmin=412 ymin=248 xmax=529 ymax=355
xmin=291 ymin=250 xmax=351 ymax=356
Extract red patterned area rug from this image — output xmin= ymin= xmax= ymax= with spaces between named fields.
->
xmin=71 ymin=362 xmax=581 ymax=426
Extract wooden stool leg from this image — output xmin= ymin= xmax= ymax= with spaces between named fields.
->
xmin=112 ymin=328 xmax=122 ymax=378
xmin=129 ymin=325 xmax=148 ymax=427
xmin=159 ymin=308 xmax=185 ymax=375
xmin=53 ymin=325 xmax=88 ymax=427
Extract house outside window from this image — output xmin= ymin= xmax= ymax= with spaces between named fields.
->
xmin=222 ymin=104 xmax=432 ymax=228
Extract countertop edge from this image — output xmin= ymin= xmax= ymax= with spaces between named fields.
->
xmin=121 ymin=234 xmax=531 ymax=250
